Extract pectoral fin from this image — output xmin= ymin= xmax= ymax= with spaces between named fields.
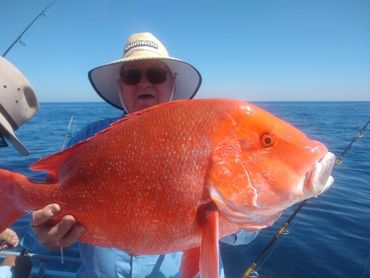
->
xmin=180 ymin=248 xmax=200 ymax=278
xmin=199 ymin=207 xmax=220 ymax=278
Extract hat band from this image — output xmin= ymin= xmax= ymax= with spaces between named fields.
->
xmin=124 ymin=40 xmax=158 ymax=53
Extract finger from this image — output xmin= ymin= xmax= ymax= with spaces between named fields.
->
xmin=1 ymin=255 xmax=16 ymax=267
xmin=57 ymin=223 xmax=85 ymax=248
xmin=31 ymin=205 xmax=84 ymax=249
xmin=32 ymin=215 xmax=76 ymax=250
xmin=8 ymin=230 xmax=19 ymax=247
xmin=0 ymin=242 xmax=10 ymax=251
xmin=47 ymin=215 xmax=78 ymax=245
xmin=0 ymin=228 xmax=19 ymax=247
xmin=31 ymin=204 xmax=61 ymax=226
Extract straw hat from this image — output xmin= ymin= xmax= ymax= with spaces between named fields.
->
xmin=0 ymin=57 xmax=39 ymax=155
xmin=88 ymin=32 xmax=202 ymax=110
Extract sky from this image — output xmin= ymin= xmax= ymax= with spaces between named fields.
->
xmin=0 ymin=0 xmax=369 ymax=104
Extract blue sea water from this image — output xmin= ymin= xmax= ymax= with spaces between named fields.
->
xmin=0 ymin=101 xmax=369 ymax=278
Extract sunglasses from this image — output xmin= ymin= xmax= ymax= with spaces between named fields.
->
xmin=120 ymin=68 xmax=168 ymax=85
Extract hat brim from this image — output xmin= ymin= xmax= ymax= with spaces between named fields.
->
xmin=88 ymin=57 xmax=202 ymax=110
xmin=0 ymin=113 xmax=28 ymax=155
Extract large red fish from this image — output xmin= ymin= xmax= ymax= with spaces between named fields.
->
xmin=0 ymin=99 xmax=335 ymax=277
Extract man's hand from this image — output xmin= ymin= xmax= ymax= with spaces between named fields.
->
xmin=0 ymin=228 xmax=19 ymax=251
xmin=31 ymin=204 xmax=85 ymax=250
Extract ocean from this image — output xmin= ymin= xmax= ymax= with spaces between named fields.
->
xmin=1 ymin=101 xmax=369 ymax=278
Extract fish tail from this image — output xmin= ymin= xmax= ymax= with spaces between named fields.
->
xmin=0 ymin=169 xmax=35 ymax=232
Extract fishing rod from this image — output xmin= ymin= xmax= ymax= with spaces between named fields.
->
xmin=2 ymin=1 xmax=56 ymax=57
xmin=243 ymin=120 xmax=370 ymax=278
xmin=60 ymin=115 xmax=77 ymax=150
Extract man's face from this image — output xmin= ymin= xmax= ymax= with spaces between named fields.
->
xmin=119 ymin=60 xmax=174 ymax=113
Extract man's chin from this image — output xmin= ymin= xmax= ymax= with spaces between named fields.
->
xmin=134 ymin=99 xmax=158 ymax=111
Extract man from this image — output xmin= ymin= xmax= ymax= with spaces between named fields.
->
xmin=31 ymin=32 xmax=258 ymax=277
xmin=0 ymin=56 xmax=38 ymax=277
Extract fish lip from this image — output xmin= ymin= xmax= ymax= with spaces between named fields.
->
xmin=303 ymin=152 xmax=336 ymax=195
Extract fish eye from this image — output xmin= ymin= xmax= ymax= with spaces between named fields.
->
xmin=260 ymin=133 xmax=276 ymax=148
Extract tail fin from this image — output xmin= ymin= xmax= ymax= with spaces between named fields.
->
xmin=0 ymin=169 xmax=33 ymax=232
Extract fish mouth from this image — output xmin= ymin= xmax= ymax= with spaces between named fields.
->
xmin=302 ymin=152 xmax=336 ymax=196
xmin=208 ymin=152 xmax=336 ymax=229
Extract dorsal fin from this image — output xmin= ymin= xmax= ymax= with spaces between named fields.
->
xmin=108 ymin=100 xmax=180 ymax=127
xmin=30 ymin=140 xmax=87 ymax=176
xmin=30 ymin=101 xmax=181 ymax=177
xmin=29 ymin=116 xmax=126 ymax=175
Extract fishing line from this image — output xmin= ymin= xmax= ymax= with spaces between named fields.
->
xmin=60 ymin=115 xmax=77 ymax=150
xmin=60 ymin=247 xmax=64 ymax=264
xmin=2 ymin=1 xmax=56 ymax=57
xmin=335 ymin=120 xmax=369 ymax=165
xmin=361 ymin=245 xmax=370 ymax=278
xmin=243 ymin=120 xmax=370 ymax=278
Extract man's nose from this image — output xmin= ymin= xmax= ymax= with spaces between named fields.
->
xmin=137 ymin=71 xmax=151 ymax=87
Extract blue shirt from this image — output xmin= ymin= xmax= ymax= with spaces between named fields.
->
xmin=0 ymin=266 xmax=13 ymax=278
xmin=68 ymin=117 xmax=259 ymax=278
